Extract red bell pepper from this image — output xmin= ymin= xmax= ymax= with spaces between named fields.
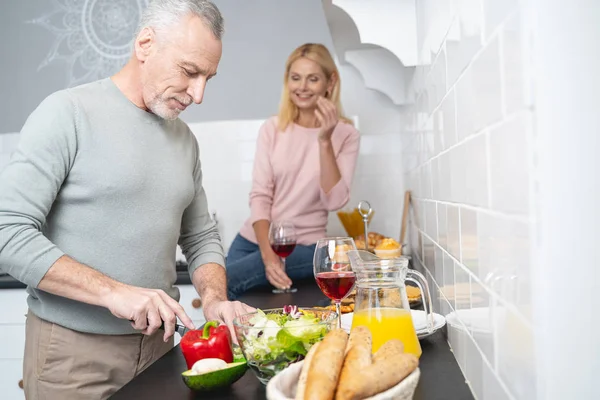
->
xmin=180 ymin=321 xmax=234 ymax=369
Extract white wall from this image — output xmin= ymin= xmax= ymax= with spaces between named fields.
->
xmin=403 ymin=0 xmax=536 ymax=399
xmin=529 ymin=0 xmax=600 ymax=398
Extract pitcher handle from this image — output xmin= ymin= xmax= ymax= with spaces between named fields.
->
xmin=406 ymin=269 xmax=434 ymax=333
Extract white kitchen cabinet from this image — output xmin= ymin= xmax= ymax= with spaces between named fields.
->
xmin=0 ymin=326 xmax=26 ymax=359
xmin=0 ymin=360 xmax=25 ymax=400
xmin=0 ymin=288 xmax=28 ymax=400
xmin=0 ymin=289 xmax=29 ymax=323
xmin=176 ymin=284 xmax=205 ymax=324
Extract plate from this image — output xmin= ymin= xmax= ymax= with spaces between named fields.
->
xmin=445 ymin=307 xmax=495 ymax=335
xmin=413 ymin=311 xmax=446 ymax=339
xmin=340 ymin=310 xmax=446 ymax=339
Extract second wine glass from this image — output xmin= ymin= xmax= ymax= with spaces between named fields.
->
xmin=313 ymin=237 xmax=357 ymax=328
xmin=268 ymin=221 xmax=298 ymax=294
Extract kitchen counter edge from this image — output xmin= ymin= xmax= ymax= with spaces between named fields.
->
xmin=0 ymin=271 xmax=193 ymax=289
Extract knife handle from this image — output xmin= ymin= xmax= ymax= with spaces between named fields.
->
xmin=128 ymin=320 xmax=188 ymax=336
xmin=160 ymin=322 xmax=188 ymax=336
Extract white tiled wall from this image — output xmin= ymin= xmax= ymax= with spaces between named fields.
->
xmin=187 ymin=119 xmax=262 ymax=250
xmin=403 ymin=0 xmax=535 ymax=399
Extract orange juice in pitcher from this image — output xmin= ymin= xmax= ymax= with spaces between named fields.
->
xmin=351 ymin=307 xmax=421 ymax=357
xmin=347 ymin=249 xmax=434 ymax=359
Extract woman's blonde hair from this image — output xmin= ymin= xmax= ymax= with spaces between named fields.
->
xmin=277 ymin=43 xmax=352 ymax=131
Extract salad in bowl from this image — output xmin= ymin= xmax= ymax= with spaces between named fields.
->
xmin=233 ymin=305 xmax=336 ymax=384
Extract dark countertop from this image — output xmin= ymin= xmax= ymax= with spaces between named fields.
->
xmin=110 ymin=280 xmax=474 ymax=400
xmin=0 ymin=274 xmax=26 ymax=289
xmin=0 ymin=269 xmax=193 ymax=289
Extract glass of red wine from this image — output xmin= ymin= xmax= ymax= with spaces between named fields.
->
xmin=313 ymin=237 xmax=357 ymax=329
xmin=268 ymin=221 xmax=298 ymax=294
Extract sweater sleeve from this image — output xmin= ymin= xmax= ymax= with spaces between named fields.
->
xmin=179 ymin=136 xmax=226 ymax=278
xmin=248 ymin=119 xmax=276 ymax=226
xmin=0 ymin=92 xmax=77 ymax=287
xmin=319 ymin=125 xmax=361 ymax=211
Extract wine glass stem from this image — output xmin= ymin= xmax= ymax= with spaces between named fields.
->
xmin=335 ymin=301 xmax=342 ymax=329
xmin=281 ymin=257 xmax=287 ymax=291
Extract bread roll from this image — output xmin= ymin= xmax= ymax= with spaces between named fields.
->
xmin=343 ymin=326 xmax=372 ymax=361
xmin=304 ymin=329 xmax=348 ymax=400
xmin=372 ymin=339 xmax=404 ymax=364
xmin=336 ymin=327 xmax=372 ymax=400
xmin=336 ymin=352 xmax=419 ymax=400
xmin=295 ymin=342 xmax=321 ymax=400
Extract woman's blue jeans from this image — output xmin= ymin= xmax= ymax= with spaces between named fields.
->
xmin=226 ymin=234 xmax=316 ymax=300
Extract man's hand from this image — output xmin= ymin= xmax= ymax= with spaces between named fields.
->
xmin=203 ymin=300 xmax=256 ymax=343
xmin=192 ymin=263 xmax=255 ymax=342
xmin=36 ymin=256 xmax=195 ymax=342
xmin=104 ymin=283 xmax=196 ymax=342
xmin=262 ymin=249 xmax=292 ymax=290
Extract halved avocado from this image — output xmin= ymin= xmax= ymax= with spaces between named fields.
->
xmin=181 ymin=361 xmax=248 ymax=391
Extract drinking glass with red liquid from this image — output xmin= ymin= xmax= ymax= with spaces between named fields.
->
xmin=268 ymin=221 xmax=298 ymax=293
xmin=313 ymin=237 xmax=357 ymax=328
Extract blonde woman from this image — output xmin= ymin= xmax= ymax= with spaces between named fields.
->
xmin=226 ymin=43 xmax=360 ymax=299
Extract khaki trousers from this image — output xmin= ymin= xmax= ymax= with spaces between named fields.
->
xmin=23 ymin=310 xmax=173 ymax=400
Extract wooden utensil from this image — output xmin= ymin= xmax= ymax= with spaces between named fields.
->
xmin=399 ymin=191 xmax=411 ymax=245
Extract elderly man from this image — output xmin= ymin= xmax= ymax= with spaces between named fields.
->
xmin=0 ymin=0 xmax=253 ymax=398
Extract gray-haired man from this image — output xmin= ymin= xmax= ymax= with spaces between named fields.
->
xmin=0 ymin=1 xmax=253 ymax=398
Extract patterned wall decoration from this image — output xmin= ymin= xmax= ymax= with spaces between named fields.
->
xmin=28 ymin=0 xmax=148 ymax=86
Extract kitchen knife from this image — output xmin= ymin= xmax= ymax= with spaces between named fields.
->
xmin=158 ymin=321 xmax=193 ymax=336
xmin=130 ymin=319 xmax=193 ymax=336
xmin=165 ymin=322 xmax=191 ymax=337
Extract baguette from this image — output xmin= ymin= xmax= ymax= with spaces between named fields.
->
xmin=304 ymin=329 xmax=348 ymax=400
xmin=295 ymin=342 xmax=321 ymax=400
xmin=336 ymin=327 xmax=372 ymax=400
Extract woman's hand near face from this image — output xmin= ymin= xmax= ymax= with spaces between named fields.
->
xmin=315 ymin=96 xmax=338 ymax=142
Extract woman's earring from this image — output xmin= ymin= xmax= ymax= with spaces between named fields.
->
xmin=325 ymin=90 xmax=330 ymax=98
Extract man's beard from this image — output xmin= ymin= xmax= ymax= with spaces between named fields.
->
xmin=147 ymin=93 xmax=192 ymax=121
xmin=146 ymin=86 xmax=193 ymax=121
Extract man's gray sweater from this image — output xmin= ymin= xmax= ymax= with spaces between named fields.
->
xmin=0 ymin=78 xmax=225 ymax=334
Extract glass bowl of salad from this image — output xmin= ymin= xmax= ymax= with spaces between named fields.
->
xmin=233 ymin=305 xmax=337 ymax=385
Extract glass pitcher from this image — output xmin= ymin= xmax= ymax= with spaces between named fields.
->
xmin=346 ymin=250 xmax=434 ymax=358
